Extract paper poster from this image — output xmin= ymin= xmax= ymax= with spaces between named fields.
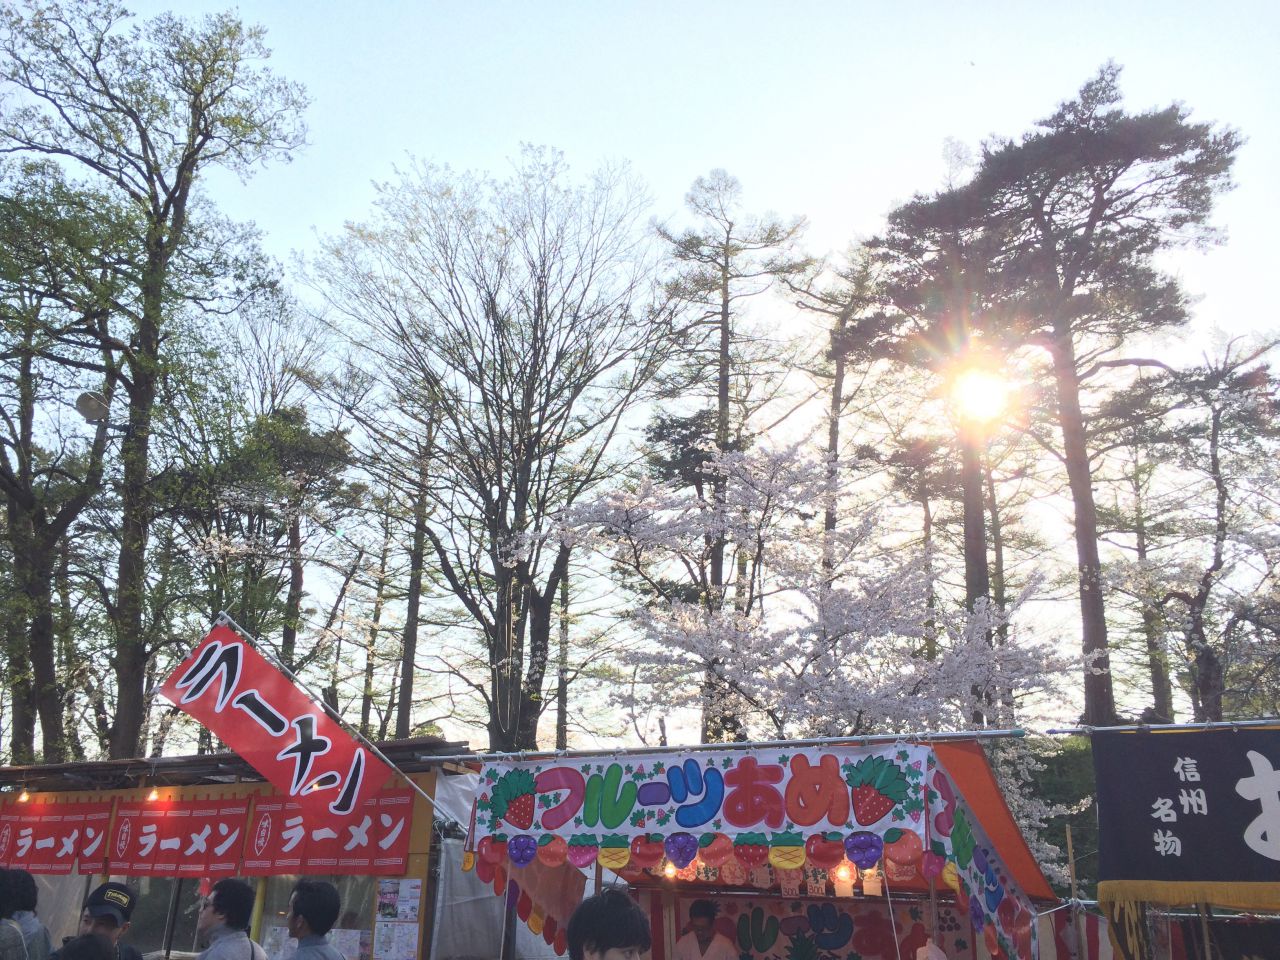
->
xmin=395 ymin=878 xmax=421 ymax=920
xmin=330 ymin=928 xmax=362 ymax=960
xmin=262 ymin=926 xmax=296 ymax=960
xmin=373 ymin=921 xmax=396 ymax=960
xmin=392 ymin=923 xmax=418 ymax=960
xmin=377 ymin=879 xmax=399 ymax=918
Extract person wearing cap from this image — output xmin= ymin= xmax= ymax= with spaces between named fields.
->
xmin=6 ymin=870 xmax=53 ymax=960
xmin=53 ymin=883 xmax=142 ymax=960
xmin=286 ymin=880 xmax=344 ymax=960
xmin=196 ymin=879 xmax=266 ymax=960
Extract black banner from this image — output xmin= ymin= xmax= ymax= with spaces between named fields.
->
xmin=1093 ymin=727 xmax=1280 ymax=884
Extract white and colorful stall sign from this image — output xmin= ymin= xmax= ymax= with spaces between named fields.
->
xmin=469 ymin=742 xmax=1044 ymax=960
xmin=471 ymin=743 xmax=931 ymax=871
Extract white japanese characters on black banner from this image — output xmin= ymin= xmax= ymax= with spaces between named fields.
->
xmin=1094 ymin=728 xmax=1280 ymax=885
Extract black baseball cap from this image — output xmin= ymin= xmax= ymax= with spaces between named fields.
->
xmin=85 ymin=882 xmax=137 ymax=925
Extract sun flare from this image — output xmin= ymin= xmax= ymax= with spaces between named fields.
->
xmin=950 ymin=368 xmax=1010 ymax=424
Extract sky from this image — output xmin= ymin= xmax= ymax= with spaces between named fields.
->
xmin=130 ymin=0 xmax=1279 ymax=344
xmin=118 ymin=0 xmax=1280 ymax=740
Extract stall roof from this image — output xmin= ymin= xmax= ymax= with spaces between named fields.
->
xmin=0 ymin=735 xmax=470 ymax=792
xmin=933 ymin=739 xmax=1056 ymax=902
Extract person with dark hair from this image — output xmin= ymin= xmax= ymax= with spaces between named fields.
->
xmin=197 ymin=879 xmax=266 ymax=960
xmin=0 ymin=871 xmax=26 ymax=960
xmin=286 ymin=881 xmax=343 ymax=960
xmin=565 ymin=887 xmax=651 ymax=960
xmin=52 ymin=936 xmax=113 ymax=960
xmin=7 ymin=870 xmax=52 ymax=960
xmin=52 ymin=883 xmax=141 ymax=960
xmin=673 ymin=899 xmax=734 ymax=960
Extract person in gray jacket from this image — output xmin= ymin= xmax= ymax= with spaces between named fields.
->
xmin=196 ymin=880 xmax=266 ymax=960
xmin=7 ymin=870 xmax=52 ymax=960
xmin=286 ymin=881 xmax=344 ymax=960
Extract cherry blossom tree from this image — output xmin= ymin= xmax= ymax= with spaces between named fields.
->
xmin=563 ymin=447 xmax=1065 ymax=740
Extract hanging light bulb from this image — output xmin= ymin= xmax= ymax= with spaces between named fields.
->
xmin=147 ymin=788 xmax=160 ymax=802
xmin=662 ymin=860 xmax=677 ymax=879
xmin=833 ymin=862 xmax=854 ymax=883
xmin=17 ymin=788 xmax=30 ymax=803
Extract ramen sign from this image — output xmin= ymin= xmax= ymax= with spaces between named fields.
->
xmin=241 ymin=789 xmax=414 ymax=875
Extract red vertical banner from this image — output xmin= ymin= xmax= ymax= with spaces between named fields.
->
xmin=109 ymin=802 xmax=151 ymax=875
xmin=241 ymin=797 xmax=305 ymax=876
xmin=206 ymin=798 xmax=251 ymax=877
xmin=0 ymin=803 xmax=20 ymax=868
xmin=77 ymin=803 xmax=113 ymax=873
xmin=159 ymin=624 xmax=397 ymax=830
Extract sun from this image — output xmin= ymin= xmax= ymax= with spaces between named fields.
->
xmin=949 ymin=368 xmax=1010 ymax=425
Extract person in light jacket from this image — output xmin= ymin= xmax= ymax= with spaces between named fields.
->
xmin=196 ymin=880 xmax=266 ymax=960
xmin=7 ymin=870 xmax=52 ymax=960
xmin=287 ymin=881 xmax=345 ymax=960
xmin=0 ymin=871 xmax=27 ymax=960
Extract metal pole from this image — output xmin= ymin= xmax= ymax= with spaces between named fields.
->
xmin=1046 ymin=717 xmax=1279 ymax=736
xmin=1065 ymin=824 xmax=1085 ymax=960
xmin=160 ymin=875 xmax=182 ymax=959
xmin=414 ymin=728 xmax=1027 ymax=766
xmin=213 ymin=611 xmax=435 ymax=809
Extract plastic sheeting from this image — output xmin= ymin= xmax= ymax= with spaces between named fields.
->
xmin=431 ymin=838 xmax=561 ymax=960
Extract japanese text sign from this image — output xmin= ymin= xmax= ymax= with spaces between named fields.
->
xmin=1094 ymin=727 xmax=1280 ymax=885
xmin=0 ymin=801 xmax=112 ymax=874
xmin=108 ymin=798 xmax=249 ymax=877
xmin=470 ymin=744 xmax=930 ymax=869
xmin=242 ymin=789 xmax=413 ymax=875
xmin=160 ymin=624 xmax=396 ymax=827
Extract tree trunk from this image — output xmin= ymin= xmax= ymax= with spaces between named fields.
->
xmin=109 ymin=277 xmax=161 ymax=760
xmin=362 ymin=533 xmax=390 ymax=738
xmin=1186 ymin=406 xmax=1229 ymax=722
xmin=960 ymin=430 xmax=990 ymax=726
xmin=960 ymin=431 xmax=990 ymax=612
xmin=701 ymin=248 xmax=737 ymax=742
xmin=919 ymin=473 xmax=937 ymax=661
xmin=1131 ymin=466 xmax=1173 ymax=722
xmin=556 ymin=575 xmax=569 ymax=750
xmin=1051 ymin=335 xmax=1116 ymax=726
xmin=27 ymin=541 xmax=65 ymax=761
xmin=280 ymin=510 xmax=304 ymax=670
xmin=984 ymin=456 xmax=1014 ymax=721
xmin=395 ymin=480 xmax=428 ymax=739
xmin=4 ymin=526 xmax=35 ymax=763
xmin=56 ymin=541 xmax=84 ymax=761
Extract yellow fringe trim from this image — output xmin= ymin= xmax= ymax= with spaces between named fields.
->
xmin=1098 ymin=880 xmax=1280 ymax=911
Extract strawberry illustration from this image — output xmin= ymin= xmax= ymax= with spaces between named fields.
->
xmin=492 ymin=769 xmax=537 ymax=830
xmin=843 ymin=756 xmax=910 ymax=825
xmin=734 ymin=832 xmax=769 ymax=866
xmin=567 ymin=834 xmax=599 ymax=867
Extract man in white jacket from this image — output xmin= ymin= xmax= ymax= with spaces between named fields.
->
xmin=673 ymin=900 xmax=736 ymax=960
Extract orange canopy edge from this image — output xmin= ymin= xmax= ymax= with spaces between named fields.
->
xmin=933 ymin=739 xmax=1056 ymax=901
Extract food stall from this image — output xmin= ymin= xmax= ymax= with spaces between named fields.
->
xmin=0 ymin=736 xmax=465 ymax=960
xmin=463 ymin=735 xmax=1061 ymax=959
